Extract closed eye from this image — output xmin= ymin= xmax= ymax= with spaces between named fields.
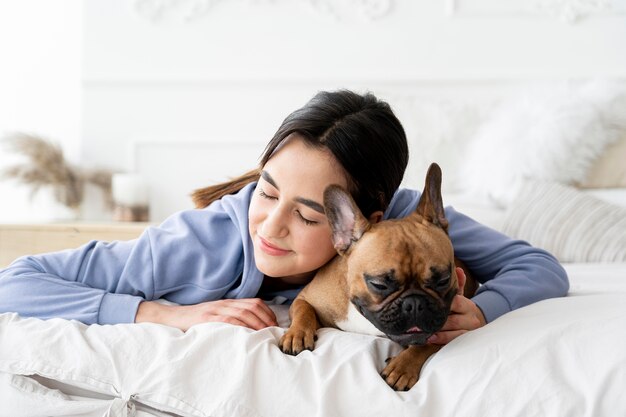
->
xmin=435 ymin=275 xmax=450 ymax=290
xmin=259 ymin=189 xmax=277 ymax=200
xmin=430 ymin=268 xmax=451 ymax=291
xmin=370 ymin=282 xmax=388 ymax=291
xmin=260 ymin=188 xmax=318 ymax=226
xmin=296 ymin=210 xmax=317 ymax=226
xmin=364 ymin=271 xmax=399 ymax=298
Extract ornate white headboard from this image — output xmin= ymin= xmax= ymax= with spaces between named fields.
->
xmin=79 ymin=1 xmax=626 ymax=221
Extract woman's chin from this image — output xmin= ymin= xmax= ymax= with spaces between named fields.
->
xmin=254 ymin=251 xmax=292 ymax=278
xmin=255 ymin=256 xmax=320 ymax=286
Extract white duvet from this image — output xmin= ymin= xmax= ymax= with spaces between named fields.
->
xmin=1 ymin=263 xmax=625 ymax=417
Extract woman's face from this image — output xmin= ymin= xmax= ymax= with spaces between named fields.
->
xmin=248 ymin=135 xmax=349 ymax=283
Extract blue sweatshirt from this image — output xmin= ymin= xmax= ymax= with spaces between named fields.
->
xmin=0 ymin=182 xmax=569 ymax=325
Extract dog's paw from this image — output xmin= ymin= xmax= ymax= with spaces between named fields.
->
xmin=279 ymin=327 xmax=317 ymax=355
xmin=380 ymin=345 xmax=438 ymax=391
xmin=381 ymin=354 xmax=421 ymax=391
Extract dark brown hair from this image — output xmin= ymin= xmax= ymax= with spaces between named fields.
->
xmin=192 ymin=90 xmax=408 ymax=217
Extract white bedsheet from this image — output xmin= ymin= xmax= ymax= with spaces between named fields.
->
xmin=0 ymin=263 xmax=625 ymax=417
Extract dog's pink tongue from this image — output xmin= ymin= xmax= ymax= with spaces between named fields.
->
xmin=406 ymin=326 xmax=422 ymax=333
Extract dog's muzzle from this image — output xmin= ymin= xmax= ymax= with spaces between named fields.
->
xmin=354 ymin=294 xmax=450 ymax=346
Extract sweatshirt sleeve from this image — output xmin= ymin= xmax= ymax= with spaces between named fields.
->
xmin=385 ymin=188 xmax=569 ymax=323
xmin=0 ymin=239 xmax=147 ymax=325
xmin=0 ymin=184 xmax=261 ymax=325
xmin=446 ymin=207 xmax=569 ymax=323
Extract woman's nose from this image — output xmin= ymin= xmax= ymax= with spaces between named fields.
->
xmin=261 ymin=204 xmax=288 ymax=239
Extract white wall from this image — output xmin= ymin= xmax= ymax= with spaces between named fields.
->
xmin=0 ymin=0 xmax=82 ymax=221
xmin=2 ymin=0 xmax=626 ymax=222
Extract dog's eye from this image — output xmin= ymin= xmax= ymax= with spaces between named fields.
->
xmin=364 ymin=272 xmax=398 ymax=297
xmin=428 ymin=268 xmax=451 ymax=291
xmin=370 ymin=282 xmax=388 ymax=291
xmin=433 ymin=274 xmax=451 ymax=291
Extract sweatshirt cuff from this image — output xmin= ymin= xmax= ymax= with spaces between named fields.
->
xmin=98 ymin=293 xmax=144 ymax=325
xmin=472 ymin=290 xmax=511 ymax=324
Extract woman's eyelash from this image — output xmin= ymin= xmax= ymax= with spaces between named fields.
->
xmin=259 ymin=190 xmax=277 ymax=200
xmin=259 ymin=188 xmax=317 ymax=226
xmin=296 ymin=211 xmax=317 ymax=226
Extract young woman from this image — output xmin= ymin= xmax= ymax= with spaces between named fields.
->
xmin=0 ymin=90 xmax=568 ymax=345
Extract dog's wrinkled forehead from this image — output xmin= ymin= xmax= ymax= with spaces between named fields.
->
xmin=349 ymin=219 xmax=454 ymax=277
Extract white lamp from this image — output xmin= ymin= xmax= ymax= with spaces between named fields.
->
xmin=111 ymin=173 xmax=150 ymax=222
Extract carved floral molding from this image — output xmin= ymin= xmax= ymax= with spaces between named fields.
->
xmin=535 ymin=0 xmax=612 ymax=23
xmin=133 ymin=0 xmax=394 ymax=23
xmin=447 ymin=0 xmax=624 ymax=24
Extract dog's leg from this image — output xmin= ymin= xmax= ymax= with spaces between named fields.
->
xmin=381 ymin=344 xmax=442 ymax=391
xmin=279 ymin=298 xmax=321 ymax=355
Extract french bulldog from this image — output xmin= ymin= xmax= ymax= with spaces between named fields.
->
xmin=278 ymin=163 xmax=477 ymax=391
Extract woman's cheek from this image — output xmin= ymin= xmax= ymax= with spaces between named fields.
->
xmin=303 ymin=227 xmax=336 ymax=261
xmin=248 ymin=194 xmax=266 ymax=225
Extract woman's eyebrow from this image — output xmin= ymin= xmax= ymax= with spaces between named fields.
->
xmin=261 ymin=170 xmax=325 ymax=215
xmin=261 ymin=171 xmax=279 ymax=189
xmin=295 ymin=197 xmax=325 ymax=214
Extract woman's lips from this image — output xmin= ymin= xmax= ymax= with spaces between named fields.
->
xmin=258 ymin=236 xmax=291 ymax=256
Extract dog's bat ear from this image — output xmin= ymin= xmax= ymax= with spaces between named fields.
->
xmin=415 ymin=163 xmax=448 ymax=232
xmin=324 ymin=185 xmax=370 ymax=255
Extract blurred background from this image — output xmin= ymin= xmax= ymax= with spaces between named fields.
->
xmin=1 ymin=0 xmax=625 ymax=223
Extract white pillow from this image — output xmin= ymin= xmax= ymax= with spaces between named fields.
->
xmin=502 ymin=181 xmax=626 ymax=262
xmin=458 ymin=80 xmax=626 ymax=207
xmin=583 ymin=187 xmax=626 ymax=208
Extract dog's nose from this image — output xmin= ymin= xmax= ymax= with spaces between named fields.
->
xmin=401 ymin=296 xmax=424 ymax=314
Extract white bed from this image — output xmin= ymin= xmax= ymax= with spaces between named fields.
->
xmin=0 ymin=262 xmax=625 ymax=417
xmin=1 ymin=191 xmax=625 ymax=417
xmin=2 ymin=81 xmax=626 ymax=416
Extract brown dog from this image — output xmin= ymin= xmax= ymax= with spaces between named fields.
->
xmin=279 ymin=163 xmax=476 ymax=391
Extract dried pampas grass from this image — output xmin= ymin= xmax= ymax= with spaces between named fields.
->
xmin=1 ymin=132 xmax=113 ymax=210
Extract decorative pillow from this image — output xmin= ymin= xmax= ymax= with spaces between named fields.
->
xmin=502 ymin=181 xmax=626 ymax=263
xmin=458 ymin=80 xmax=626 ymax=207
xmin=578 ymin=136 xmax=626 ymax=188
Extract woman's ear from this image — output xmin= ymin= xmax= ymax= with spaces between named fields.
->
xmin=368 ymin=211 xmax=384 ymax=224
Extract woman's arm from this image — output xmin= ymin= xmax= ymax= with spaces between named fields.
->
xmin=0 ymin=253 xmax=277 ymax=329
xmin=427 ymin=209 xmax=569 ymax=344
xmin=0 ymin=184 xmax=268 ymax=327
xmin=0 ymin=240 xmax=146 ymax=324
xmin=385 ymin=188 xmax=569 ymax=343
xmin=135 ymin=298 xmax=278 ymax=331
xmin=446 ymin=206 xmax=569 ymax=323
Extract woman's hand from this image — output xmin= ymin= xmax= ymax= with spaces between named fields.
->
xmin=135 ymin=298 xmax=278 ymax=332
xmin=427 ymin=267 xmax=486 ymax=345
